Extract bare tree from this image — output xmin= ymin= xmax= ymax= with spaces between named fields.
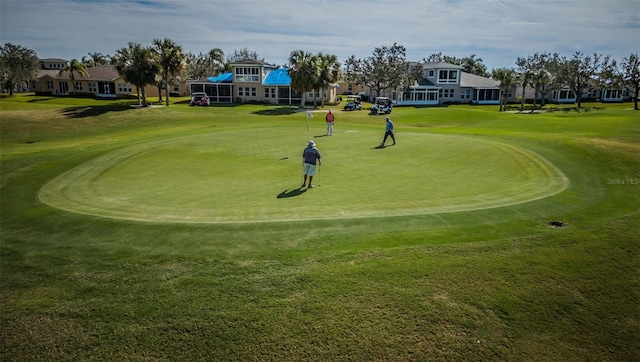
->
xmin=620 ymin=53 xmax=640 ymax=110
xmin=555 ymin=52 xmax=611 ymax=108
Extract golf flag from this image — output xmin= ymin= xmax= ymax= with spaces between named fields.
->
xmin=306 ymin=110 xmax=313 ymax=134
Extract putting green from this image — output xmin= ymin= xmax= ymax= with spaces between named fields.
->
xmin=38 ymin=127 xmax=568 ymax=223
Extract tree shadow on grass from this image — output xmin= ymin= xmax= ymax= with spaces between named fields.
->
xmin=277 ymin=187 xmax=307 ymax=198
xmin=60 ymin=104 xmax=133 ymax=118
xmin=253 ymin=106 xmax=298 ymax=116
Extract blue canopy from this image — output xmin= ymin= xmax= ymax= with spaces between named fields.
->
xmin=207 ymin=72 xmax=233 ymax=83
xmin=263 ymin=68 xmax=291 ymax=86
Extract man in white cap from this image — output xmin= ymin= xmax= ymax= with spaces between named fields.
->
xmin=302 ymin=140 xmax=322 ymax=188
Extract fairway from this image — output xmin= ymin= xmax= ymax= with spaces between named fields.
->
xmin=2 ymin=95 xmax=639 ymax=361
xmin=39 ymin=127 xmax=568 ymax=223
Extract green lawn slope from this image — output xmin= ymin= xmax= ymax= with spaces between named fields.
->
xmin=1 ymin=94 xmax=638 ymax=361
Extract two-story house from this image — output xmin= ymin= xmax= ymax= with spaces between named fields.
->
xmin=190 ymin=59 xmax=338 ymax=105
xmin=398 ymin=62 xmax=501 ymax=106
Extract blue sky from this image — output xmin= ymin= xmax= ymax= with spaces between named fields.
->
xmin=1 ymin=0 xmax=638 ymax=70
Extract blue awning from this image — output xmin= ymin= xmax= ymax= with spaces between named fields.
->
xmin=207 ymin=72 xmax=233 ymax=83
xmin=263 ymin=68 xmax=291 ymax=86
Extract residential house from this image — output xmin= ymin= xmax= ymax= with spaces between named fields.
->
xmin=398 ymin=62 xmax=501 ymax=106
xmin=39 ymin=58 xmax=68 ymax=71
xmin=190 ymin=59 xmax=337 ymax=105
xmin=33 ymin=60 xmax=190 ymax=98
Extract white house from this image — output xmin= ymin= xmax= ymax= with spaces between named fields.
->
xmin=399 ymin=62 xmax=501 ymax=106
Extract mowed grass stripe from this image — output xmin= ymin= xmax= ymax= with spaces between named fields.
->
xmin=38 ymin=127 xmax=568 ymax=223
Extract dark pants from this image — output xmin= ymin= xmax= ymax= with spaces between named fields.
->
xmin=382 ymin=131 xmax=395 ymax=144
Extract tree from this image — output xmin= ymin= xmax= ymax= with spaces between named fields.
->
xmin=314 ymin=53 xmax=341 ymax=107
xmin=342 ymin=55 xmax=363 ymax=93
xmin=288 ymin=50 xmax=318 ymax=108
xmin=81 ymin=52 xmax=108 ymax=67
xmin=362 ymin=43 xmax=408 ymax=98
xmin=491 ymin=68 xmax=516 ymax=112
xmin=460 ymin=54 xmax=488 ymax=77
xmin=153 ymin=38 xmax=185 ymax=106
xmin=227 ymin=48 xmax=264 ymax=64
xmin=424 ymin=52 xmax=488 ymax=76
xmin=59 ymin=58 xmax=89 ymax=93
xmin=530 ymin=68 xmax=552 ymax=110
xmin=114 ymin=42 xmax=160 ymax=107
xmin=207 ymin=48 xmax=226 ymax=74
xmin=620 ymin=53 xmax=640 ymax=110
xmin=406 ymin=62 xmax=426 ymax=91
xmin=0 ymin=43 xmax=39 ymax=95
xmin=515 ymin=56 xmax=534 ymax=112
xmin=555 ymin=52 xmax=611 ymax=108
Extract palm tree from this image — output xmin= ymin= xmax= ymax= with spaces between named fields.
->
xmin=516 ymin=57 xmax=534 ymax=112
xmin=492 ymin=68 xmax=516 ymax=112
xmin=81 ymin=52 xmax=108 ymax=67
xmin=58 ymin=59 xmax=89 ymax=93
xmin=207 ymin=48 xmax=225 ymax=76
xmin=114 ymin=42 xmax=160 ymax=107
xmin=153 ymin=38 xmax=185 ymax=106
xmin=530 ymin=68 xmax=552 ymax=111
xmin=288 ymin=50 xmax=318 ymax=108
xmin=315 ymin=53 xmax=341 ymax=107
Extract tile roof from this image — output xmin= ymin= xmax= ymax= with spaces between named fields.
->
xmin=37 ymin=65 xmax=121 ymax=81
xmin=459 ymin=72 xmax=500 ymax=88
xmin=423 ymin=62 xmax=464 ymax=70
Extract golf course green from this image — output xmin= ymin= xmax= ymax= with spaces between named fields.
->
xmin=1 ymin=95 xmax=638 ymax=361
xmin=38 ymin=128 xmax=567 ymax=223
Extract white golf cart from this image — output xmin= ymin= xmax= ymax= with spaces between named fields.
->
xmin=370 ymin=96 xmax=393 ymax=115
xmin=343 ymin=95 xmax=362 ymax=111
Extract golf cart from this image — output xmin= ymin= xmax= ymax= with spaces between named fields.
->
xmin=189 ymin=92 xmax=210 ymax=106
xmin=343 ymin=95 xmax=362 ymax=111
xmin=370 ymin=97 xmax=393 ymax=115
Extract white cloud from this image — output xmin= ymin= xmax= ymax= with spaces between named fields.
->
xmin=1 ymin=0 xmax=637 ymax=70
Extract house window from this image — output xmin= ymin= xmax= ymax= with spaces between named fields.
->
xmin=264 ymin=88 xmax=276 ymax=98
xmin=251 ymin=87 xmax=257 ymax=97
xmin=461 ymin=89 xmax=471 ymax=99
xmin=59 ymin=81 xmax=69 ymax=94
xmin=440 ymin=89 xmax=454 ymax=98
xmin=118 ymin=83 xmax=132 ymax=93
xmin=88 ymin=82 xmax=97 ymax=92
xmin=46 ymin=80 xmax=54 ymax=90
xmin=235 ymin=67 xmax=260 ymax=82
xmin=75 ymin=81 xmax=83 ymax=91
xmin=429 ymin=70 xmax=435 ymax=77
xmin=438 ymin=70 xmax=458 ymax=84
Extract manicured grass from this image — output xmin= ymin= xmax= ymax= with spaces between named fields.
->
xmin=1 ymin=94 xmax=639 ymax=361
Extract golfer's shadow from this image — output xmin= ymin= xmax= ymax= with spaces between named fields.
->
xmin=276 ymin=186 xmax=307 ymax=198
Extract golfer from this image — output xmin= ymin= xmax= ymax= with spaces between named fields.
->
xmin=302 ymin=140 xmax=321 ymax=188
xmin=325 ymin=109 xmax=335 ymax=136
xmin=380 ymin=116 xmax=396 ymax=146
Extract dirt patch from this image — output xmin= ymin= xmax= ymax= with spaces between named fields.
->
xmin=548 ymin=221 xmax=566 ymax=228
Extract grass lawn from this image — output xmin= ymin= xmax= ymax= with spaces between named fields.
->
xmin=1 ymin=94 xmax=639 ymax=361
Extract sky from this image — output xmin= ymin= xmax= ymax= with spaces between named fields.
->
xmin=1 ymin=0 xmax=638 ymax=71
